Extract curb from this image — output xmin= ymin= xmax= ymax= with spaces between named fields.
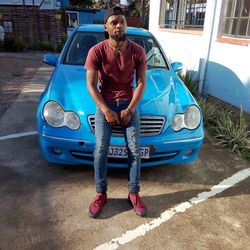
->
xmin=0 ymin=51 xmax=44 ymax=60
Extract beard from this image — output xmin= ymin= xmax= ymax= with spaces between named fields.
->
xmin=110 ymin=33 xmax=126 ymax=42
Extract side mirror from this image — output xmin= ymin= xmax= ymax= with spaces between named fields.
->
xmin=43 ymin=54 xmax=58 ymax=67
xmin=171 ymin=62 xmax=183 ymax=73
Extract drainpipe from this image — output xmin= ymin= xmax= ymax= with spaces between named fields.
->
xmin=198 ymin=0 xmax=217 ymax=97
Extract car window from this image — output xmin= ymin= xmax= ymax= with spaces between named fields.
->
xmin=63 ymin=32 xmax=168 ymax=69
xmin=127 ymin=35 xmax=168 ymax=69
xmin=63 ymin=32 xmax=104 ymax=65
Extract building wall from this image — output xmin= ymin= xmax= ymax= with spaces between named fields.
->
xmin=149 ymin=0 xmax=250 ymax=114
xmin=0 ymin=5 xmax=66 ymax=47
xmin=78 ymin=9 xmax=104 ymax=24
xmin=0 ymin=0 xmax=59 ymax=9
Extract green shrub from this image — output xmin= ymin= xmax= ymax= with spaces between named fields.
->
xmin=3 ymin=36 xmax=15 ymax=51
xmin=0 ymin=41 xmax=3 ymax=51
xmin=60 ymin=33 xmax=67 ymax=44
xmin=56 ymin=43 xmax=63 ymax=52
xmin=213 ymin=108 xmax=250 ymax=160
xmin=197 ymin=98 xmax=217 ymax=128
xmin=180 ymin=71 xmax=199 ymax=97
xmin=56 ymin=33 xmax=67 ymax=53
xmin=14 ymin=36 xmax=26 ymax=51
xmin=3 ymin=36 xmax=26 ymax=51
xmin=38 ymin=42 xmax=55 ymax=51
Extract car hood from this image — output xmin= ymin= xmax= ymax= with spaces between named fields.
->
xmin=48 ymin=65 xmax=193 ymax=118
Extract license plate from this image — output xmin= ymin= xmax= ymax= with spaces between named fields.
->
xmin=108 ymin=146 xmax=151 ymax=159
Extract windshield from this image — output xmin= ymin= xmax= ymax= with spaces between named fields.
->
xmin=63 ymin=31 xmax=168 ymax=69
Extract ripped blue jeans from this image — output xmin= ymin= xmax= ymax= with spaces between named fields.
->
xmin=94 ymin=101 xmax=141 ymax=193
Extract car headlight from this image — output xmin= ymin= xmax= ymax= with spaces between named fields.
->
xmin=43 ymin=101 xmax=80 ymax=130
xmin=172 ymin=114 xmax=184 ymax=132
xmin=43 ymin=101 xmax=64 ymax=127
xmin=172 ymin=105 xmax=201 ymax=131
xmin=65 ymin=111 xmax=81 ymax=130
xmin=184 ymin=105 xmax=201 ymax=130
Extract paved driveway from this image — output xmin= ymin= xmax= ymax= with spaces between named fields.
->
xmin=0 ymin=63 xmax=250 ymax=250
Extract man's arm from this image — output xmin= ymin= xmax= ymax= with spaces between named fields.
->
xmin=128 ymin=68 xmax=146 ymax=113
xmin=119 ymin=68 xmax=146 ymax=125
xmin=86 ymin=70 xmax=119 ymax=125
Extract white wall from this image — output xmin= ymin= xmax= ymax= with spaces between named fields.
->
xmin=205 ymin=40 xmax=250 ymax=113
xmin=149 ymin=0 xmax=250 ymax=113
xmin=152 ymin=30 xmax=204 ymax=71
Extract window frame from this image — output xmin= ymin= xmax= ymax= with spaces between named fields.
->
xmin=159 ymin=0 xmax=207 ymax=31
xmin=3 ymin=21 xmax=13 ymax=33
xmin=66 ymin=11 xmax=79 ymax=28
xmin=222 ymin=0 xmax=250 ymax=39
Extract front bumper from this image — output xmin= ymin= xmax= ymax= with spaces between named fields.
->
xmin=39 ymin=133 xmax=204 ymax=168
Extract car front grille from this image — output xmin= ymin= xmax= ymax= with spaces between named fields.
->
xmin=88 ymin=115 xmax=166 ymax=136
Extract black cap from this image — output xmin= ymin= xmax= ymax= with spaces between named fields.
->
xmin=104 ymin=6 xmax=124 ymax=24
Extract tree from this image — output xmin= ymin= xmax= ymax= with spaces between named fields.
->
xmin=93 ymin=0 xmax=106 ymax=9
xmin=70 ymin=0 xmax=94 ymax=8
xmin=123 ymin=0 xmax=149 ymax=27
xmin=134 ymin=0 xmax=149 ymax=28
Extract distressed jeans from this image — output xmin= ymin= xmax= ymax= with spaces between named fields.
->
xmin=94 ymin=101 xmax=141 ymax=193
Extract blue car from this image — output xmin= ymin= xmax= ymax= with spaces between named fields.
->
xmin=37 ymin=24 xmax=204 ymax=168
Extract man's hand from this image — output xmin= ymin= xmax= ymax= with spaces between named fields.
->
xmin=104 ymin=109 xmax=120 ymax=126
xmin=119 ymin=109 xmax=132 ymax=126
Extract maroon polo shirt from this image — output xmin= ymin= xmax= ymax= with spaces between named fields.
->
xmin=84 ymin=39 xmax=147 ymax=103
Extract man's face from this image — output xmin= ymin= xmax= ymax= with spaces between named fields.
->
xmin=105 ymin=14 xmax=127 ymax=42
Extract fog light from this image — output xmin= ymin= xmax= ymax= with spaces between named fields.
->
xmin=79 ymin=141 xmax=85 ymax=146
xmin=52 ymin=148 xmax=62 ymax=155
xmin=183 ymin=149 xmax=194 ymax=156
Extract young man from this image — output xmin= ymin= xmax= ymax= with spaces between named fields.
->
xmin=85 ymin=6 xmax=147 ymax=218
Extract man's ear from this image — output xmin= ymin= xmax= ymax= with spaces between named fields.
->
xmin=104 ymin=24 xmax=107 ymax=32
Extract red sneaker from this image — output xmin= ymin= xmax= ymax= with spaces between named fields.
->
xmin=128 ymin=192 xmax=147 ymax=216
xmin=88 ymin=193 xmax=107 ymax=218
